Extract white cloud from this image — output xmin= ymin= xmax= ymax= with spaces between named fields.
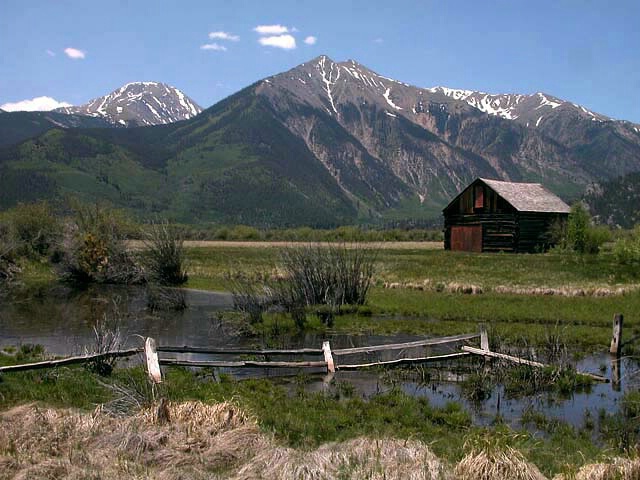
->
xmin=258 ymin=34 xmax=296 ymax=50
xmin=64 ymin=47 xmax=86 ymax=59
xmin=208 ymin=31 xmax=239 ymax=41
xmin=253 ymin=24 xmax=289 ymax=35
xmin=46 ymin=49 xmax=56 ymax=57
xmin=304 ymin=36 xmax=317 ymax=45
xmin=200 ymin=43 xmax=227 ymax=51
xmin=1 ymin=96 xmax=72 ymax=112
xmin=373 ymin=38 xmax=384 ymax=44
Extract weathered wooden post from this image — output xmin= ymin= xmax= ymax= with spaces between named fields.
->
xmin=145 ymin=337 xmax=162 ymax=383
xmin=480 ymin=324 xmax=490 ymax=352
xmin=610 ymin=314 xmax=624 ymax=356
xmin=322 ymin=341 xmax=335 ymax=373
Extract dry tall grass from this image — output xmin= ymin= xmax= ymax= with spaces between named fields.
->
xmin=233 ymin=437 xmax=450 ymax=480
xmin=5 ymin=400 xmax=607 ymax=480
xmin=454 ymin=448 xmax=548 ymax=480
xmin=0 ymin=401 xmax=453 ymax=480
xmin=554 ymin=457 xmax=640 ymax=480
xmin=0 ymin=401 xmax=262 ymax=480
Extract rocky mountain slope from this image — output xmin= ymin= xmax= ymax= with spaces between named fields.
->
xmin=585 ymin=172 xmax=640 ymax=228
xmin=1 ymin=56 xmax=639 ymax=226
xmin=257 ymin=56 xmax=640 ymax=209
xmin=56 ymin=82 xmax=202 ymax=127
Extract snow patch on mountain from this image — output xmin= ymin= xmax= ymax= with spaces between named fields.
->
xmin=383 ymin=88 xmax=402 ymax=110
xmin=56 ymin=82 xmax=202 ymax=126
xmin=317 ymin=56 xmax=339 ymax=114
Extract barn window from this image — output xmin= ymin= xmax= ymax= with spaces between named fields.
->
xmin=474 ymin=185 xmax=484 ymax=209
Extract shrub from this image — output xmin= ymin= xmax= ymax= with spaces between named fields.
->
xmin=613 ymin=227 xmax=640 ymax=266
xmin=564 ymin=203 xmax=610 ymax=254
xmin=0 ymin=220 xmax=20 ymax=285
xmin=142 ymin=221 xmax=188 ymax=285
xmin=60 ymin=203 xmax=143 ymax=284
xmin=0 ymin=201 xmax=62 ymax=258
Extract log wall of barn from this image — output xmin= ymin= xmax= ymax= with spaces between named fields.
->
xmin=444 ymin=213 xmax=518 ymax=252
xmin=444 ymin=212 xmax=567 ymax=253
xmin=516 ymin=212 xmax=567 ymax=253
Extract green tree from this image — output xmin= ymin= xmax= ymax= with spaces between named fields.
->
xmin=567 ymin=203 xmax=590 ymax=253
xmin=564 ymin=203 xmax=610 ymax=254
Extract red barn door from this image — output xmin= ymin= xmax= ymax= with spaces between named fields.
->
xmin=450 ymin=226 xmax=482 ymax=252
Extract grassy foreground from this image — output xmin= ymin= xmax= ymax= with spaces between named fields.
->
xmin=0 ymin=359 xmax=634 ymax=478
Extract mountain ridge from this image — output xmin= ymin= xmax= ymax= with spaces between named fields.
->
xmin=1 ymin=55 xmax=639 ymax=226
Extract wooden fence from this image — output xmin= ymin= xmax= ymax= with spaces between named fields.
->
xmin=0 ymin=324 xmax=609 ymax=384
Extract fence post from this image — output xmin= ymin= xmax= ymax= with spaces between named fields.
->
xmin=145 ymin=337 xmax=162 ymax=383
xmin=322 ymin=341 xmax=335 ymax=373
xmin=480 ymin=324 xmax=489 ymax=352
xmin=610 ymin=314 xmax=624 ymax=356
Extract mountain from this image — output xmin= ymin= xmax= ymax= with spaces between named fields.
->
xmin=256 ymin=57 xmax=640 ymax=208
xmin=0 ymin=110 xmax=112 ymax=147
xmin=1 ymin=55 xmax=639 ymax=226
xmin=56 ymin=82 xmax=202 ymax=127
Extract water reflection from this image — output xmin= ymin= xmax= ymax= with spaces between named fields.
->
xmin=0 ymin=285 xmax=235 ymax=355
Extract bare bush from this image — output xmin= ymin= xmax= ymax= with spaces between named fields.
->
xmin=142 ymin=221 xmax=188 ymax=285
xmin=279 ymin=243 xmax=376 ymax=307
xmin=85 ymin=297 xmax=126 ymax=376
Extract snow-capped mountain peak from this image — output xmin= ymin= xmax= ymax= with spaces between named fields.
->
xmin=431 ymin=87 xmax=610 ymax=125
xmin=56 ymin=82 xmax=202 ymax=126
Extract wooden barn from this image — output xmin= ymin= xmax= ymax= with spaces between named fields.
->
xmin=443 ymin=178 xmax=570 ymax=253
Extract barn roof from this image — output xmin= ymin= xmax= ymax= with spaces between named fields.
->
xmin=479 ymin=178 xmax=571 ymax=213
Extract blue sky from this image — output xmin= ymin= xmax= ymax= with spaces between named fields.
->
xmin=2 ymin=0 xmax=639 ymax=122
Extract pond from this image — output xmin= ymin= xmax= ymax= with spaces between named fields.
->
xmin=1 ymin=285 xmax=637 ymax=433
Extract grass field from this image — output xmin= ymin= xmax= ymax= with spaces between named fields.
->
xmin=184 ymin=244 xmax=640 ymax=353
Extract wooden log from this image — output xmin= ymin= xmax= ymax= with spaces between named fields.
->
xmin=332 ymin=333 xmax=479 ymax=356
xmin=337 ymin=352 xmax=471 ymax=370
xmin=0 ymin=348 xmax=141 ymax=373
xmin=462 ymin=346 xmax=609 ymax=382
xmin=159 ymin=359 xmax=328 ymax=368
xmin=156 ymin=346 xmax=323 ymax=355
xmin=322 ymin=341 xmax=335 ymax=373
xmin=610 ymin=313 xmax=624 ymax=356
xmin=145 ymin=337 xmax=162 ymax=384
